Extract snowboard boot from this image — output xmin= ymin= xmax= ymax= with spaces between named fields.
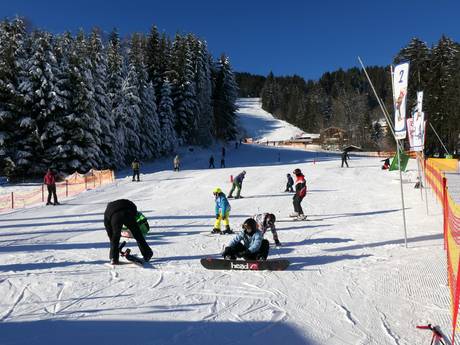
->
xmin=222 ymin=226 xmax=233 ymax=234
xmin=110 ymin=258 xmax=119 ymax=265
xmin=289 ymin=212 xmax=299 ymax=218
xmin=274 ymin=239 xmax=281 ymax=247
xmin=211 ymin=228 xmax=222 ymax=234
xmin=227 ymin=195 xmax=234 ymax=199
xmin=297 ymin=214 xmax=307 ymax=221
xmin=143 ymin=249 xmax=153 ymax=262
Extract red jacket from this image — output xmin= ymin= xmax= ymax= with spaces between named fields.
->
xmin=294 ymin=174 xmax=307 ymax=197
xmin=44 ymin=172 xmax=56 ymax=185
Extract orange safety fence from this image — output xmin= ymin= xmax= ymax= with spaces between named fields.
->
xmin=0 ymin=169 xmax=114 ymax=213
xmin=423 ymin=158 xmax=460 ymax=343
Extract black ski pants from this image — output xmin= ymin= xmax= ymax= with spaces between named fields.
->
xmin=132 ymin=169 xmax=140 ymax=181
xmin=222 ymin=240 xmax=270 ymax=260
xmin=341 ymin=157 xmax=349 ymax=168
xmin=293 ymin=194 xmax=304 ymax=215
xmin=285 ymin=183 xmax=294 ymax=192
xmin=104 ymin=207 xmax=152 ymax=262
xmin=47 ymin=184 xmax=58 ymax=204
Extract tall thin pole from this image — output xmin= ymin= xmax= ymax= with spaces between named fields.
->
xmin=416 ymin=153 xmax=423 ymax=201
xmin=422 ymin=151 xmax=429 ymax=215
xmin=429 ymin=122 xmax=449 ymax=156
xmin=358 ymin=56 xmax=408 ymax=248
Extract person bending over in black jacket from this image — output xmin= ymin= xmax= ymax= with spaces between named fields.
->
xmin=104 ymin=199 xmax=153 ymax=264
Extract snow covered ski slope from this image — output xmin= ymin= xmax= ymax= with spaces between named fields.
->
xmin=0 ymin=99 xmax=452 ymax=345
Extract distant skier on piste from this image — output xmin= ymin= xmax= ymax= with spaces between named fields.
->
xmin=253 ymin=213 xmax=281 ymax=246
xmin=212 ymin=187 xmax=233 ymax=234
xmin=222 ymin=218 xmax=269 ymax=260
xmin=173 ymin=155 xmax=180 ymax=171
xmin=103 ymin=199 xmax=153 ymax=265
xmin=290 ymin=168 xmax=307 ymax=220
xmin=228 ymin=170 xmax=246 ymax=199
xmin=131 ymin=158 xmax=140 ymax=181
xmin=285 ymin=173 xmax=294 ymax=192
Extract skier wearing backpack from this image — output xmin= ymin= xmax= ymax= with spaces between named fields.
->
xmin=290 ymin=168 xmax=307 ymax=220
xmin=222 ymin=218 xmax=269 ymax=260
xmin=253 ymin=213 xmax=281 ymax=246
xmin=103 ymin=199 xmax=153 ymax=265
xmin=212 ymin=188 xmax=232 ymax=234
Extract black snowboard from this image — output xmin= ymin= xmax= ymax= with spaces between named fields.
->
xmin=200 ymin=257 xmax=289 ymax=271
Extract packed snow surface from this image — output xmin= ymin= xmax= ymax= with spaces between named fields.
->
xmin=0 ymin=99 xmax=450 ymax=344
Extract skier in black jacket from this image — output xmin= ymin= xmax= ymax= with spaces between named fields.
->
xmin=104 ymin=199 xmax=153 ymax=264
xmin=285 ymin=173 xmax=294 ymax=192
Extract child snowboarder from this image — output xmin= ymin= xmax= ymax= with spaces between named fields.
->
xmin=228 ymin=170 xmax=246 ymax=199
xmin=212 ymin=188 xmax=232 ymax=234
xmin=103 ymin=199 xmax=153 ymax=265
xmin=222 ymin=218 xmax=269 ymax=260
xmin=285 ymin=173 xmax=294 ymax=192
xmin=381 ymin=158 xmax=390 ymax=170
xmin=253 ymin=213 xmax=281 ymax=246
xmin=290 ymin=168 xmax=307 ymax=220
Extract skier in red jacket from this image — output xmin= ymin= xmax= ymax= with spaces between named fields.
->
xmin=44 ymin=169 xmax=60 ymax=205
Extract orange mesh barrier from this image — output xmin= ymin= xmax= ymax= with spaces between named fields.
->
xmin=0 ymin=169 xmax=114 ymax=213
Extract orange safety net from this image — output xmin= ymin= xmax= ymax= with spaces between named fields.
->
xmin=0 ymin=169 xmax=114 ymax=213
xmin=423 ymin=158 xmax=460 ymax=343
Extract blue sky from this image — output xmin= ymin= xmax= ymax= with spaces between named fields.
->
xmin=1 ymin=0 xmax=459 ymax=80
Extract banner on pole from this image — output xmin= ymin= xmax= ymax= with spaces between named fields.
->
xmin=407 ymin=113 xmax=426 ymax=152
xmin=393 ymin=62 xmax=410 ymax=139
xmin=389 ymin=149 xmax=410 ymax=172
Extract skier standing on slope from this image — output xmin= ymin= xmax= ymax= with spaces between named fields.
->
xmin=209 ymin=155 xmax=215 ymax=168
xmin=131 ymin=158 xmax=140 ymax=181
xmin=290 ymin=168 xmax=307 ymax=220
xmin=103 ymin=199 xmax=153 ymax=265
xmin=253 ymin=213 xmax=281 ymax=246
xmin=341 ymin=150 xmax=350 ymax=168
xmin=228 ymin=170 xmax=246 ymax=199
xmin=44 ymin=168 xmax=60 ymax=205
xmin=285 ymin=173 xmax=294 ymax=192
xmin=222 ymin=218 xmax=269 ymax=260
xmin=212 ymin=188 xmax=233 ymax=234
xmin=173 ymin=155 xmax=180 ymax=171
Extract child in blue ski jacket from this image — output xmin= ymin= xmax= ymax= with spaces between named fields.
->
xmin=212 ymin=187 xmax=232 ymax=234
xmin=222 ymin=218 xmax=269 ymax=260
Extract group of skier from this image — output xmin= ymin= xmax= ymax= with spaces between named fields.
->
xmin=104 ymin=144 xmax=308 ymax=265
xmin=211 ymin=165 xmax=307 ymax=262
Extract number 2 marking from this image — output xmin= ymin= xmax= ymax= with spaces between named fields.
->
xmin=399 ymin=70 xmax=404 ymax=83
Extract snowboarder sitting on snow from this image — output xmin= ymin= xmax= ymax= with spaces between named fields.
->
xmin=285 ymin=173 xmax=294 ymax=192
xmin=103 ymin=199 xmax=153 ymax=265
xmin=212 ymin=188 xmax=232 ymax=234
xmin=228 ymin=170 xmax=246 ymax=199
xmin=222 ymin=218 xmax=269 ymax=261
xmin=132 ymin=158 xmax=140 ymax=181
xmin=291 ymin=168 xmax=307 ymax=220
xmin=253 ymin=213 xmax=281 ymax=246
xmin=381 ymin=158 xmax=390 ymax=170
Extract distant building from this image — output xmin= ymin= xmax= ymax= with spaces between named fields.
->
xmin=320 ymin=127 xmax=348 ymax=146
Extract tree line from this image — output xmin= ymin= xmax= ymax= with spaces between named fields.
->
xmin=0 ymin=18 xmax=239 ymax=178
xmin=238 ymin=35 xmax=460 ymax=154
